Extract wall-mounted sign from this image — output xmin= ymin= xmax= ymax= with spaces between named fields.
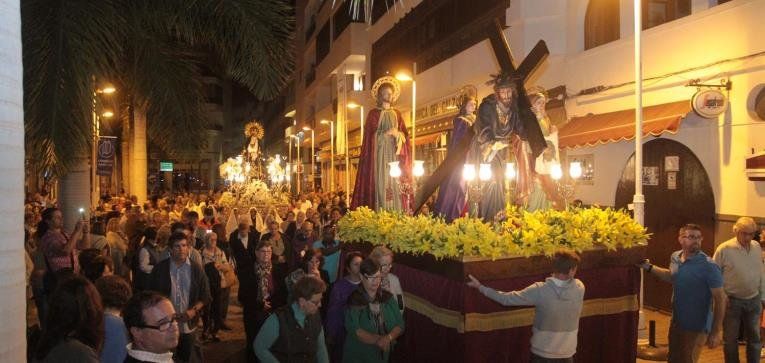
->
xmin=664 ymin=156 xmax=679 ymax=172
xmin=97 ymin=137 xmax=117 ymax=176
xmin=667 ymin=172 xmax=677 ymax=190
xmin=643 ymin=166 xmax=659 ymax=186
xmin=691 ymin=89 xmax=728 ymax=118
xmin=159 ymin=161 xmax=174 ymax=172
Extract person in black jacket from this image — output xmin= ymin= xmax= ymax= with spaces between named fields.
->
xmin=149 ymin=232 xmax=211 ymax=363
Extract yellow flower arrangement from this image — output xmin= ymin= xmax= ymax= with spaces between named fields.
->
xmin=337 ymin=206 xmax=649 ymax=260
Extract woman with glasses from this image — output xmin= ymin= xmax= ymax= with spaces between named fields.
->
xmin=343 ymin=258 xmax=404 ymax=363
xmin=370 ymin=246 xmax=404 ymax=313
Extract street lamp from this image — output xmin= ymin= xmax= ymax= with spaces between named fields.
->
xmin=320 ymin=119 xmax=335 ymax=192
xmin=347 ymin=102 xmax=365 ymax=143
xmin=291 ymin=134 xmax=301 ymax=194
xmin=303 ymin=126 xmax=315 ymax=191
xmin=396 ymin=62 xmax=417 ymax=168
xmin=92 ymin=78 xmax=116 ymax=208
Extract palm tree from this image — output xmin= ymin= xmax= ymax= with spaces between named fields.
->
xmin=0 ymin=0 xmax=28 ymax=360
xmin=23 ymin=0 xmax=294 ymax=226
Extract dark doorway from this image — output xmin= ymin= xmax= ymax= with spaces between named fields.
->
xmin=615 ymin=138 xmax=715 ymax=312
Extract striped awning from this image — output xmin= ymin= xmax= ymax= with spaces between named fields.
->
xmin=558 ymin=100 xmax=691 ymax=148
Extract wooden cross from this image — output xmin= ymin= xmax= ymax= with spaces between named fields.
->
xmin=414 ymin=18 xmax=550 ymax=213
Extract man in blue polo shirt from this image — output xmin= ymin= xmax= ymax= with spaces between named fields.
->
xmin=641 ymin=223 xmax=726 ymax=363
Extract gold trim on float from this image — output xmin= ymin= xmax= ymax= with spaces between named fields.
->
xmin=404 ymin=292 xmax=638 ymax=333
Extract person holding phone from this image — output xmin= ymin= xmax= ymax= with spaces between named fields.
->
xmin=370 ymin=246 xmax=404 ymax=313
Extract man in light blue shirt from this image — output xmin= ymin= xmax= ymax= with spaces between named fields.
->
xmin=313 ymin=227 xmax=341 ymax=283
xmin=254 ymin=276 xmax=330 ymax=363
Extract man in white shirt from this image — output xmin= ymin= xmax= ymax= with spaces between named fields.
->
xmin=713 ymin=217 xmax=764 ymax=363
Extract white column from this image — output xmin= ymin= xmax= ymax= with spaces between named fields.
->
xmin=0 ymin=0 xmax=29 ymax=360
xmin=129 ymin=107 xmax=148 ymax=203
xmin=59 ymin=160 xmax=91 ymax=231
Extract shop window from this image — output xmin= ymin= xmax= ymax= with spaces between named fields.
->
xmin=584 ymin=0 xmax=620 ymax=50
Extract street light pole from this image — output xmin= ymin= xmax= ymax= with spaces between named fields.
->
xmin=91 ymin=78 xmax=116 ymax=209
xmin=296 ymin=135 xmax=301 ymax=194
xmin=321 ymin=120 xmax=335 ymax=192
xmin=303 ymin=127 xmax=315 ymax=191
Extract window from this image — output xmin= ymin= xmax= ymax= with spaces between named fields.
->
xmin=584 ymin=0 xmax=620 ymax=50
xmin=643 ymin=0 xmax=691 ymax=29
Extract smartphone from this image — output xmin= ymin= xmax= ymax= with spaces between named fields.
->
xmin=206 ymin=229 xmax=213 ymax=234
xmin=78 ymin=207 xmax=86 ymax=221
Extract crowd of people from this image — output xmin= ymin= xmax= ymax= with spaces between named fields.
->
xmin=22 ymin=189 xmax=411 ymax=363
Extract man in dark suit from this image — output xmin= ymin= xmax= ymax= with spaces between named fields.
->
xmin=229 ymin=222 xmax=262 ymax=361
xmin=149 ymin=232 xmax=211 ymax=363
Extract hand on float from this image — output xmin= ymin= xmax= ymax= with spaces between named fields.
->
xmin=466 ymin=274 xmax=482 ymax=289
xmin=637 ymin=259 xmax=651 ymax=271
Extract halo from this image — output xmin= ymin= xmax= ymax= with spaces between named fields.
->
xmin=244 ymin=121 xmax=265 ymax=139
xmin=371 ymin=76 xmax=401 ymax=103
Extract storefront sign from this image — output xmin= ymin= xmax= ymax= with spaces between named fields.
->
xmin=415 ymin=87 xmax=473 ymax=122
xmin=691 ymin=89 xmax=728 ymax=118
xmin=96 ymin=137 xmax=117 ymax=176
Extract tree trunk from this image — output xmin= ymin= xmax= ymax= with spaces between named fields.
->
xmin=0 ymin=0 xmax=29 ymax=360
xmin=59 ymin=158 xmax=91 ymax=230
xmin=129 ymin=104 xmax=147 ymax=203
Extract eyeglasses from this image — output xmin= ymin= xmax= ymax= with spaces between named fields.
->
xmin=380 ymin=263 xmax=393 ymax=269
xmin=137 ymin=314 xmax=180 ymax=332
xmin=363 ymin=274 xmax=382 ymax=281
xmin=682 ymin=235 xmax=703 ymax=240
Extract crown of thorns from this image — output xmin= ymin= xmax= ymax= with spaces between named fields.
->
xmin=487 ymin=71 xmax=521 ymax=88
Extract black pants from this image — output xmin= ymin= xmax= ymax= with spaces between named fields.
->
xmin=243 ymin=303 xmax=270 ymax=362
xmin=530 ymin=353 xmax=573 ymax=363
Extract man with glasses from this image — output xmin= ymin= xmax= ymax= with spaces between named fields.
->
xmin=149 ymin=232 xmax=211 ymax=363
xmin=641 ymin=223 xmax=725 ymax=363
xmin=123 ymin=291 xmax=179 ymax=363
xmin=713 ymin=217 xmax=764 ymax=363
xmin=254 ymin=275 xmax=330 ymax=362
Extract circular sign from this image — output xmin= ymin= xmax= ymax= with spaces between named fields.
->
xmin=98 ymin=139 xmax=115 ymax=159
xmin=755 ymin=87 xmax=765 ymax=121
xmin=691 ymin=89 xmax=728 ymax=119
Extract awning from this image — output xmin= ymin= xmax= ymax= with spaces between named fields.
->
xmin=414 ymin=133 xmax=442 ymax=146
xmin=558 ymin=100 xmax=691 ymax=149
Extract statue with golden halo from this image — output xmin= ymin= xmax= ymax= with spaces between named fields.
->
xmin=351 ymin=75 xmax=413 ymax=213
xmin=244 ymin=120 xmax=265 ymax=163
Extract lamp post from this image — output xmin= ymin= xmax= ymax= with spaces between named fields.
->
xmin=321 ymin=119 xmax=335 ymax=192
xmin=92 ymin=79 xmax=115 ymax=208
xmin=291 ymin=134 xmax=301 ymax=194
xmin=347 ymin=102 xmax=364 ymax=204
xmin=303 ymin=126 xmax=315 ymax=191
xmin=395 ymin=62 xmax=417 ymax=165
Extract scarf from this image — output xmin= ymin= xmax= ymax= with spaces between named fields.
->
xmin=254 ymin=262 xmax=272 ymax=302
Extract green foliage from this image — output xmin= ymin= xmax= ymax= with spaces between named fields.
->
xmin=23 ymin=0 xmax=295 ymax=174
xmin=337 ymin=206 xmax=650 ymax=260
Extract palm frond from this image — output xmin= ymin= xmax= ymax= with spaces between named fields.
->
xmin=22 ymin=0 xmax=126 ymax=174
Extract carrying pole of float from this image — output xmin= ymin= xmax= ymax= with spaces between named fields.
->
xmin=634 ymin=0 xmax=648 ymax=344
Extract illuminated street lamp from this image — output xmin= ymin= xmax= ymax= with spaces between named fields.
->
xmin=303 ymin=126 xmax=315 ymax=191
xmin=92 ymin=79 xmax=116 ymax=208
xmin=396 ymin=62 xmax=417 ymax=167
xmin=320 ymin=119 xmax=335 ymax=191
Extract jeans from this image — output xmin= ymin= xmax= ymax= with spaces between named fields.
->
xmin=723 ymin=295 xmax=762 ymax=363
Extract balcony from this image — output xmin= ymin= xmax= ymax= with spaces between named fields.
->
xmin=312 ymin=22 xmax=368 ymax=91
